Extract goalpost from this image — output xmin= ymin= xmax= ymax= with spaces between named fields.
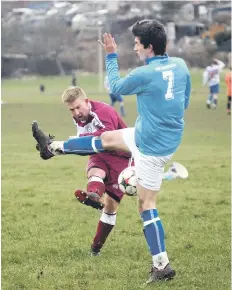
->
xmin=96 ymin=0 xmax=120 ymax=92
xmin=97 ymin=26 xmax=104 ymax=93
xmin=78 ymin=26 xmax=104 ymax=93
xmin=97 ymin=1 xmax=119 ymax=93
xmin=79 ymin=1 xmax=119 ymax=93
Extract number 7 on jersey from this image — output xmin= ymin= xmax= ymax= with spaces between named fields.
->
xmin=162 ymin=70 xmax=174 ymax=100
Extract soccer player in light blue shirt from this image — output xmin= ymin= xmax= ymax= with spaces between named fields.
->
xmin=101 ymin=20 xmax=191 ymax=283
xmin=32 ymin=19 xmax=191 ymax=284
xmin=105 ymin=36 xmax=190 ymax=157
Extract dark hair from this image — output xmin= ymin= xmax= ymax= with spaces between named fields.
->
xmin=132 ymin=19 xmax=167 ymax=55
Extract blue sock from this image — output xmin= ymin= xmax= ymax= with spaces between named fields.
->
xmin=141 ymin=209 xmax=165 ymax=255
xmin=213 ymin=98 xmax=218 ymax=105
xmin=120 ymin=104 xmax=125 ymax=117
xmin=63 ymin=136 xmax=105 ymax=156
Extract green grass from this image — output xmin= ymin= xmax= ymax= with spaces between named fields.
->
xmin=1 ymin=70 xmax=231 ymax=290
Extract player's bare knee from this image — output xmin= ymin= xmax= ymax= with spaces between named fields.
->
xmin=138 ymin=196 xmax=150 ymax=207
xmin=101 ymin=131 xmax=114 ymax=149
xmin=138 ymin=196 xmax=145 ymax=209
xmin=104 ymin=205 xmax=118 ymax=214
xmin=104 ymin=195 xmax=119 ymax=213
xmin=138 ymin=192 xmax=157 ymax=211
xmin=88 ymin=168 xmax=106 ymax=179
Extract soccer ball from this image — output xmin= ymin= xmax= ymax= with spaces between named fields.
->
xmin=118 ymin=166 xmax=137 ymax=196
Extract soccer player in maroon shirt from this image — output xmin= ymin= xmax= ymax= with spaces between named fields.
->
xmin=61 ymin=86 xmax=131 ymax=256
xmin=32 ymin=86 xmax=189 ymax=258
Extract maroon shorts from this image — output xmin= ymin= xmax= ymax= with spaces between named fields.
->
xmin=87 ymin=153 xmax=130 ymax=202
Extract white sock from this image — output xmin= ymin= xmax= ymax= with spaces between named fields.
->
xmin=50 ymin=141 xmax=64 ymax=155
xmin=152 ymin=251 xmax=169 ymax=270
xmin=100 ymin=211 xmax=116 ymax=226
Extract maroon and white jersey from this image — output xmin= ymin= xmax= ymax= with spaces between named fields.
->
xmin=73 ymin=101 xmax=131 ymax=158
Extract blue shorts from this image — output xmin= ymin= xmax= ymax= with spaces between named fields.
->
xmin=210 ymin=84 xmax=219 ymax=94
xmin=110 ymin=93 xmax=123 ymax=102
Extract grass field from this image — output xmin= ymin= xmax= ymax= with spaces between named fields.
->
xmin=1 ymin=70 xmax=231 ymax=290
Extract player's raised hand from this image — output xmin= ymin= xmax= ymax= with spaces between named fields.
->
xmin=98 ymin=33 xmax=117 ymax=54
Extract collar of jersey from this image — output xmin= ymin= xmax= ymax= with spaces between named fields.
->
xmin=146 ymin=53 xmax=168 ymax=64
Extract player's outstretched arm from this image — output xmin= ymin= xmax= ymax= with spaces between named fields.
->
xmin=99 ymin=33 xmax=144 ymax=96
xmin=214 ymin=59 xmax=225 ymax=70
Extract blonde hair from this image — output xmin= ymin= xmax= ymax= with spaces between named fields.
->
xmin=62 ymin=87 xmax=87 ymax=103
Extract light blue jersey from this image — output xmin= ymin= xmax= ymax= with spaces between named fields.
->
xmin=106 ymin=53 xmax=191 ymax=156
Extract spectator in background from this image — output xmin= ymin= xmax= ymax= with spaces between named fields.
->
xmin=39 ymin=84 xmax=45 ymax=93
xmin=71 ymin=72 xmax=77 ymax=87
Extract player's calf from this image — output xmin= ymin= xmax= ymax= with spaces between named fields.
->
xmin=87 ymin=176 xmax=105 ymax=199
xmin=91 ymin=209 xmax=117 ymax=255
xmin=212 ymin=94 xmax=218 ymax=109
